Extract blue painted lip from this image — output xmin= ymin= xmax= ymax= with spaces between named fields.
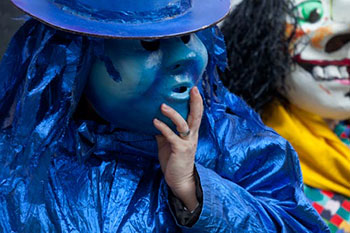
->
xmin=11 ymin=0 xmax=232 ymax=39
xmin=169 ymin=82 xmax=192 ymax=101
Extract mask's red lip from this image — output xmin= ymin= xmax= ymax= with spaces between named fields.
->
xmin=293 ymin=55 xmax=350 ymax=83
xmin=293 ymin=55 xmax=350 ymax=66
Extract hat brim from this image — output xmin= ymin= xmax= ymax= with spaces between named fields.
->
xmin=11 ymin=0 xmax=233 ymax=39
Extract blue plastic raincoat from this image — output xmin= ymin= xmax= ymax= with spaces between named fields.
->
xmin=0 ymin=20 xmax=329 ymax=232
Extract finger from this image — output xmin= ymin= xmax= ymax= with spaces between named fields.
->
xmin=187 ymin=86 xmax=203 ymax=132
xmin=155 ymin=135 xmax=170 ymax=173
xmin=153 ymin=118 xmax=181 ymax=144
xmin=160 ymin=104 xmax=189 ymax=135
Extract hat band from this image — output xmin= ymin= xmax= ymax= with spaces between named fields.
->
xmin=54 ymin=0 xmax=192 ymax=23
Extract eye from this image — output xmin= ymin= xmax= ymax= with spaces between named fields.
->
xmin=181 ymin=35 xmax=191 ymax=44
xmin=295 ymin=0 xmax=323 ymax=24
xmin=140 ymin=40 xmax=160 ymax=51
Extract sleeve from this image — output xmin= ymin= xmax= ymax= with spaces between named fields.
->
xmin=168 ymin=166 xmax=203 ymax=227
xmin=169 ymin=131 xmax=330 ymax=232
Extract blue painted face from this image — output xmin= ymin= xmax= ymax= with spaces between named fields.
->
xmin=85 ymin=34 xmax=208 ymax=135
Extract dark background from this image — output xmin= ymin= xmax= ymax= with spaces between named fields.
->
xmin=0 ymin=0 xmax=24 ymax=60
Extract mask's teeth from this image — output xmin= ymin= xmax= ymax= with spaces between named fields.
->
xmin=339 ymin=66 xmax=349 ymax=79
xmin=324 ymin=65 xmax=341 ymax=79
xmin=312 ymin=66 xmax=325 ymax=79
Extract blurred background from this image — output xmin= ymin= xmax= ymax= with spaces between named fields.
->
xmin=0 ymin=0 xmax=24 ymax=59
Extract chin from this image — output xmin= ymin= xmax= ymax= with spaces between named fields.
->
xmin=287 ymin=64 xmax=350 ymax=120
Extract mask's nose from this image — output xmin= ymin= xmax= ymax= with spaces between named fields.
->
xmin=168 ymin=58 xmax=196 ymax=73
xmin=325 ymin=33 xmax=350 ymax=53
xmin=323 ymin=0 xmax=350 ymax=53
xmin=162 ymin=36 xmax=206 ymax=75
xmin=160 ymin=35 xmax=207 ymax=100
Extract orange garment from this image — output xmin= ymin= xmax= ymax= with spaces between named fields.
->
xmin=262 ymin=102 xmax=350 ymax=197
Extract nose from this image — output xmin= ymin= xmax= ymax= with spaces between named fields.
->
xmin=162 ymin=37 xmax=203 ymax=74
xmin=322 ymin=0 xmax=350 ymax=53
xmin=308 ymin=0 xmax=350 ymax=53
xmin=325 ymin=33 xmax=350 ymax=53
xmin=168 ymin=58 xmax=196 ymax=73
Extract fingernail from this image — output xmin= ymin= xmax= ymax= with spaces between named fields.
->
xmin=154 ymin=118 xmax=160 ymax=124
xmin=193 ymin=86 xmax=199 ymax=95
xmin=162 ymin=104 xmax=170 ymax=110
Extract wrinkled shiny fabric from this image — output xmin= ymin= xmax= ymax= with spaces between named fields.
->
xmin=0 ymin=20 xmax=329 ymax=232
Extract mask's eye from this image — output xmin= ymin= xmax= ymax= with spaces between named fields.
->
xmin=140 ymin=40 xmax=160 ymax=51
xmin=181 ymin=35 xmax=191 ymax=44
xmin=295 ymin=0 xmax=323 ymax=24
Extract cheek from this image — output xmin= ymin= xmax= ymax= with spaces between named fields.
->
xmin=287 ymin=23 xmax=309 ymax=54
xmin=310 ymin=26 xmax=333 ymax=48
xmin=116 ymin=53 xmax=159 ymax=93
xmin=285 ymin=23 xmax=310 ymax=42
xmin=145 ymin=50 xmax=163 ymax=69
xmin=317 ymin=83 xmax=332 ymax=95
xmin=286 ymin=23 xmax=308 ymax=40
xmin=295 ymin=28 xmax=309 ymax=40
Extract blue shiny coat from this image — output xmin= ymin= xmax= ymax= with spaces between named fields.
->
xmin=0 ymin=20 xmax=329 ymax=232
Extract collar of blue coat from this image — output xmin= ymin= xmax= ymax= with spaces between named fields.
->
xmin=70 ymin=120 xmax=159 ymax=164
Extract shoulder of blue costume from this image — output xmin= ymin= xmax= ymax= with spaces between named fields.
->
xmin=208 ymin=82 xmax=276 ymax=134
xmin=191 ymin=86 xmax=329 ymax=233
xmin=199 ymin=82 xmax=304 ymax=184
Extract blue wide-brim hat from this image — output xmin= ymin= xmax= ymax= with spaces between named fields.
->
xmin=11 ymin=0 xmax=233 ymax=39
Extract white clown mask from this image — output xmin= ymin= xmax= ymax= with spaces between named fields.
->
xmin=286 ymin=0 xmax=350 ymax=120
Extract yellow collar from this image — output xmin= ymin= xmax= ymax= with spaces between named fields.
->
xmin=263 ymin=101 xmax=350 ymax=197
